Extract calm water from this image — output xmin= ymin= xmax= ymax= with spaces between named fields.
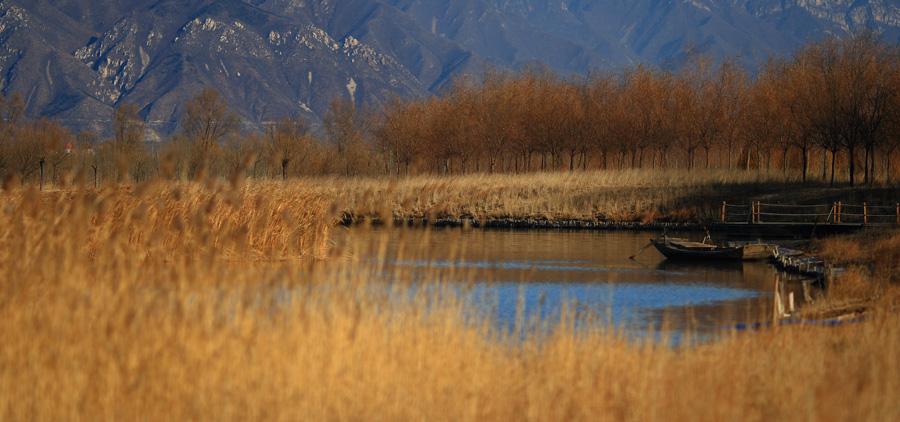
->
xmin=331 ymin=226 xmax=796 ymax=341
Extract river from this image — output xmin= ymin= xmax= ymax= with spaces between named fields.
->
xmin=330 ymin=226 xmax=800 ymax=343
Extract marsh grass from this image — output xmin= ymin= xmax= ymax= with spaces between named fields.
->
xmin=805 ymin=228 xmax=900 ymax=316
xmin=817 ymin=229 xmax=900 ymax=282
xmin=1 ymin=177 xmax=899 ymax=421
xmin=305 ymin=168 xmax=894 ymax=223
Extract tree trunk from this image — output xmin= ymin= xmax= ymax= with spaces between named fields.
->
xmin=869 ymin=146 xmax=876 ymax=187
xmin=886 ymin=152 xmax=893 ymax=184
xmin=864 ymin=146 xmax=870 ymax=185
xmin=801 ymin=147 xmax=808 ymax=183
xmin=781 ymin=148 xmax=788 ymax=176
xmin=830 ymin=150 xmax=837 ymax=186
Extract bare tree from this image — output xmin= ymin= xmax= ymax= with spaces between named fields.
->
xmin=797 ymin=38 xmax=853 ymax=185
xmin=324 ymin=97 xmax=372 ymax=176
xmin=559 ymin=78 xmax=587 ymax=171
xmin=838 ymin=31 xmax=895 ymax=186
xmin=113 ymin=103 xmax=147 ymax=182
xmin=7 ymin=119 xmax=50 ymax=183
xmin=181 ymin=88 xmax=240 ymax=177
xmin=715 ymin=60 xmax=748 ymax=170
xmin=1 ymin=93 xmax=25 ymax=127
xmin=376 ymin=97 xmax=427 ymax=176
xmin=0 ymin=93 xmax=25 ymax=178
xmin=473 ymin=70 xmax=523 ymax=173
xmin=675 ymin=48 xmax=714 ymax=170
xmin=581 ymin=71 xmax=615 ymax=170
xmin=622 ymin=66 xmax=668 ymax=169
xmin=73 ymin=131 xmax=100 ymax=186
xmin=745 ymin=61 xmax=790 ymax=174
xmin=267 ymin=115 xmax=312 ymax=179
xmin=439 ymin=86 xmax=477 ymax=174
xmin=40 ymin=119 xmax=73 ymax=186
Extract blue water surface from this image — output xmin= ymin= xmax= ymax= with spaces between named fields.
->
xmin=333 ymin=227 xmax=782 ymax=342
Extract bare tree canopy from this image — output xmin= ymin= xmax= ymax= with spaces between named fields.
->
xmin=267 ymin=115 xmax=312 ymax=179
xmin=114 ymin=104 xmax=145 ymax=154
xmin=113 ymin=103 xmax=147 ymax=181
xmin=324 ymin=97 xmax=373 ymax=176
xmin=181 ymin=88 xmax=240 ymax=177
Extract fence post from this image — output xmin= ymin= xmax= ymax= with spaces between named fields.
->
xmin=864 ymin=203 xmax=868 ymax=225
xmin=757 ymin=201 xmax=761 ymax=223
xmin=896 ymin=203 xmax=899 ymax=225
xmin=837 ymin=202 xmax=842 ymax=224
xmin=722 ymin=202 xmax=726 ymax=222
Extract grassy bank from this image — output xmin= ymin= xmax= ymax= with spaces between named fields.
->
xmin=2 ymin=177 xmax=899 ymax=420
xmin=303 ymin=169 xmax=899 ymax=224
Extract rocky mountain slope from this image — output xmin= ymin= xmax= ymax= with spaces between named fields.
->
xmin=0 ymin=0 xmax=897 ymax=139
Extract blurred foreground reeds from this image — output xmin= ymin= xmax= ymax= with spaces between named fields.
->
xmin=1 ymin=179 xmax=899 ymax=421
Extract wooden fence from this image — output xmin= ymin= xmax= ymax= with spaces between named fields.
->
xmin=721 ymin=202 xmax=900 ymax=225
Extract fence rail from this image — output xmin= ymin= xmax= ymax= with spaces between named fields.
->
xmin=721 ymin=202 xmax=900 ymax=225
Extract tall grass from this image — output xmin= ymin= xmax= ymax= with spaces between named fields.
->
xmin=817 ymin=229 xmax=900 ymax=281
xmin=305 ymin=168 xmax=897 ymax=223
xmin=309 ymin=169 xmax=780 ymax=223
xmin=1 ymin=179 xmax=899 ymax=420
xmin=1 ymin=180 xmax=333 ymax=263
xmin=810 ymin=228 xmax=900 ymax=311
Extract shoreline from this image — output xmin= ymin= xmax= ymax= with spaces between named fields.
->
xmin=340 ymin=216 xmax=706 ymax=231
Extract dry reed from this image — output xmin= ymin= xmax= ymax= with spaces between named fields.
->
xmin=302 ymin=169 xmax=815 ymax=223
xmin=1 ymin=178 xmax=899 ymax=421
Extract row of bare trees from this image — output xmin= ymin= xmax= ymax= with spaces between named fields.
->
xmin=0 ymin=87 xmax=379 ymax=186
xmin=376 ymin=32 xmax=900 ymax=185
xmin=2 ymin=32 xmax=899 ymax=187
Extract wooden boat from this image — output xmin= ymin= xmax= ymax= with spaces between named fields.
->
xmin=651 ymin=237 xmax=777 ymax=260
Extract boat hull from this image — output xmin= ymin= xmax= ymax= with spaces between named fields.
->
xmin=651 ymin=238 xmax=776 ymax=261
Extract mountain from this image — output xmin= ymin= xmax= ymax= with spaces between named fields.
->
xmin=502 ymin=0 xmax=900 ymax=64
xmin=0 ymin=0 xmax=898 ymax=139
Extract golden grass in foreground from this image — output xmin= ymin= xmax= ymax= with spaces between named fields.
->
xmin=1 ymin=180 xmax=333 ymax=262
xmin=1 ymin=180 xmax=899 ymax=421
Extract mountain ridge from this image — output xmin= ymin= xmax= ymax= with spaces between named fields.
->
xmin=0 ymin=0 xmax=897 ymax=139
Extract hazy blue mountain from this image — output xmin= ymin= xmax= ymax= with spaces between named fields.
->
xmin=0 ymin=0 xmax=897 ymax=139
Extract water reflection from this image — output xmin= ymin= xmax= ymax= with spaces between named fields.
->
xmin=331 ymin=226 xmax=783 ymax=341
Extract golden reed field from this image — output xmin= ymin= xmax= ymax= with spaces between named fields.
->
xmin=323 ymin=169 xmax=799 ymax=222
xmin=1 ymin=170 xmax=899 ymax=421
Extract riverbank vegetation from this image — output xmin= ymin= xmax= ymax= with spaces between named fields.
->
xmin=309 ymin=168 xmax=900 ymax=224
xmin=2 ymin=179 xmax=899 ymax=420
xmin=2 ymin=32 xmax=900 ymax=188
